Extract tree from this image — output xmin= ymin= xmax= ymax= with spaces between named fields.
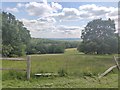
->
xmin=78 ymin=18 xmax=118 ymax=54
xmin=1 ymin=12 xmax=31 ymax=57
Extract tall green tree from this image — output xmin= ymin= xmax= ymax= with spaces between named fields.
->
xmin=78 ymin=18 xmax=118 ymax=54
xmin=1 ymin=12 xmax=31 ymax=57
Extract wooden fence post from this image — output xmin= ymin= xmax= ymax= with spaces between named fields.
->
xmin=114 ymin=56 xmax=120 ymax=70
xmin=27 ymin=55 xmax=31 ymax=80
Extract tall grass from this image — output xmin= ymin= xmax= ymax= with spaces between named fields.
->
xmin=2 ymin=48 xmax=118 ymax=80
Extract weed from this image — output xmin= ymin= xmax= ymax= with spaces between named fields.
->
xmin=58 ymin=68 xmax=67 ymax=77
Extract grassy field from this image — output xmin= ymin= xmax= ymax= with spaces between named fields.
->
xmin=2 ymin=48 xmax=118 ymax=88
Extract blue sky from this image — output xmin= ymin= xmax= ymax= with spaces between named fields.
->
xmin=1 ymin=1 xmax=118 ymax=38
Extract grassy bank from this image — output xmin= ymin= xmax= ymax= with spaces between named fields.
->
xmin=2 ymin=48 xmax=118 ymax=88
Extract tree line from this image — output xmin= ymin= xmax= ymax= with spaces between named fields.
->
xmin=26 ymin=38 xmax=79 ymax=54
xmin=1 ymin=12 xmax=120 ymax=57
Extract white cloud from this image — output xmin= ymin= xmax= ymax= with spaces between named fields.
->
xmin=51 ymin=2 xmax=62 ymax=12
xmin=20 ymin=18 xmax=82 ymax=38
xmin=6 ymin=7 xmax=19 ymax=13
xmin=78 ymin=4 xmax=118 ymax=31
xmin=25 ymin=2 xmax=62 ymax=17
xmin=52 ymin=8 xmax=81 ymax=22
xmin=63 ymin=8 xmax=80 ymax=16
xmin=79 ymin=11 xmax=92 ymax=18
xmin=52 ymin=4 xmax=117 ymax=22
xmin=57 ymin=25 xmax=81 ymax=31
xmin=43 ymin=0 xmax=47 ymax=5
xmin=25 ymin=2 xmax=52 ymax=17
xmin=79 ymin=4 xmax=118 ymax=19
xmin=17 ymin=3 xmax=24 ymax=8
xmin=20 ymin=2 xmax=118 ymax=38
xmin=21 ymin=18 xmax=81 ymax=32
xmin=21 ymin=18 xmax=56 ymax=33
xmin=79 ymin=4 xmax=109 ymax=15
xmin=37 ymin=17 xmax=56 ymax=23
xmin=56 ymin=25 xmax=82 ymax=36
xmin=52 ymin=4 xmax=118 ymax=23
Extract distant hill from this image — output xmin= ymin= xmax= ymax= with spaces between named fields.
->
xmin=43 ymin=38 xmax=81 ymax=41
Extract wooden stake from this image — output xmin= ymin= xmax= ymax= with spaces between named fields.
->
xmin=27 ymin=56 xmax=31 ymax=80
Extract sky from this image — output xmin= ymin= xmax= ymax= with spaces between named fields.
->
xmin=1 ymin=0 xmax=119 ymax=38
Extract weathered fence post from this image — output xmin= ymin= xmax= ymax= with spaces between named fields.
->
xmin=27 ymin=55 xmax=31 ymax=80
xmin=114 ymin=56 xmax=120 ymax=70
xmin=99 ymin=56 xmax=120 ymax=78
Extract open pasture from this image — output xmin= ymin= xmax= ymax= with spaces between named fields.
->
xmin=2 ymin=48 xmax=118 ymax=88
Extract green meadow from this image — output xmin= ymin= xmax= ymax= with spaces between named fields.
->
xmin=2 ymin=48 xmax=118 ymax=88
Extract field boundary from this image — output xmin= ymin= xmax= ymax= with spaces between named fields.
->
xmin=0 ymin=56 xmax=31 ymax=80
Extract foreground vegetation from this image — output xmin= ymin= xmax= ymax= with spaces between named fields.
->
xmin=2 ymin=74 xmax=118 ymax=88
xmin=2 ymin=48 xmax=118 ymax=88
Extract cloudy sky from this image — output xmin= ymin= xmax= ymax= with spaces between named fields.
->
xmin=2 ymin=0 xmax=118 ymax=38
